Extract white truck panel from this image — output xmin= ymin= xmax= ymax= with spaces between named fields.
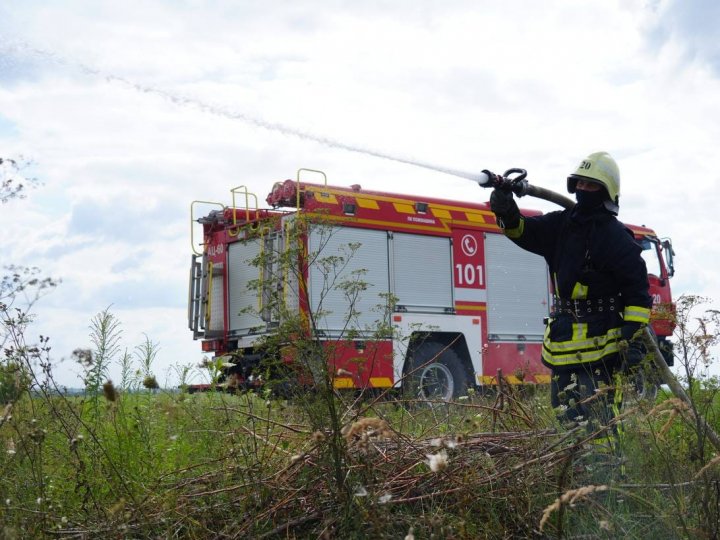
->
xmin=228 ymin=239 xmax=265 ymax=334
xmin=391 ymin=313 xmax=483 ymax=387
xmin=484 ymin=233 xmax=550 ymax=341
xmin=391 ymin=232 xmax=453 ymax=312
xmin=308 ymin=225 xmax=390 ymax=335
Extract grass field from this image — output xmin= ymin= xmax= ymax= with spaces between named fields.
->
xmin=1 ymin=379 xmax=719 ymax=539
xmin=2 ymin=297 xmax=719 ymax=538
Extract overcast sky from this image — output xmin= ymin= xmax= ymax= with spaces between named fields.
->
xmin=2 ymin=0 xmax=719 ymax=387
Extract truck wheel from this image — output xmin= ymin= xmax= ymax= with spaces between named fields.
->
xmin=404 ymin=342 xmax=469 ymax=402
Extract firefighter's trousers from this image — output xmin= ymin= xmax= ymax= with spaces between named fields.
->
xmin=550 ymin=362 xmax=623 ymax=448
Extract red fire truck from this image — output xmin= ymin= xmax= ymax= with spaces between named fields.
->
xmin=188 ymin=169 xmax=675 ymax=399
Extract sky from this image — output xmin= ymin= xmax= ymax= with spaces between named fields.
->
xmin=1 ymin=0 xmax=719 ymax=387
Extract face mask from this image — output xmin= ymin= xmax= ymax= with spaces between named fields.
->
xmin=575 ymin=189 xmax=606 ymax=210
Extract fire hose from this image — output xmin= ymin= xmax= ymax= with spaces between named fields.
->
xmin=476 ymin=167 xmax=720 ymax=453
xmin=474 ymin=167 xmax=576 ymax=210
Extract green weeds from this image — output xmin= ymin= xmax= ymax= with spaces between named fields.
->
xmin=0 ymin=371 xmax=719 ymax=538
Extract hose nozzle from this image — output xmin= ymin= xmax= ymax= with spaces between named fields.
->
xmin=478 ymin=168 xmax=529 ymax=196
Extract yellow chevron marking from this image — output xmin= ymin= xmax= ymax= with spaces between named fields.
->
xmin=455 ymin=304 xmax=487 ymax=311
xmin=333 ymin=377 xmax=354 ymax=389
xmin=305 ymin=213 xmax=453 ymax=233
xmin=465 ymin=212 xmax=486 ymax=223
xmin=332 ymin=376 xmax=392 ymax=389
xmin=393 ymin=203 xmax=415 ymax=214
xmin=306 ymin=186 xmax=496 ymax=218
xmin=316 ymin=192 xmax=338 ymax=204
xmin=356 ymin=198 xmax=379 ymax=209
xmin=479 ymin=374 xmax=552 ymax=385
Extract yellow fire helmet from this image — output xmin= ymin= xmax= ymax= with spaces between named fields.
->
xmin=567 ymin=151 xmax=620 ymax=214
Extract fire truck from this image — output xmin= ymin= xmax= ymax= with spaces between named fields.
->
xmin=188 ymin=169 xmax=675 ymax=399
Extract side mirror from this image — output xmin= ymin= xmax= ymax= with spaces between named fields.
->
xmin=662 ymin=239 xmax=675 ymax=278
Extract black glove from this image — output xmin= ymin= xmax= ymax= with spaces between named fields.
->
xmin=619 ymin=322 xmax=645 ymax=370
xmin=490 ymin=188 xmax=520 ymax=229
xmin=623 ymin=341 xmax=646 ymax=370
xmin=620 ymin=322 xmax=642 ymax=342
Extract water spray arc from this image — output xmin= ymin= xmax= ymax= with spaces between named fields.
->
xmin=5 ymin=39 xmax=574 ymax=210
xmin=3 ymin=39 xmax=490 ymax=185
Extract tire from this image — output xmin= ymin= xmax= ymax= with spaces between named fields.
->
xmin=404 ymin=341 xmax=470 ymax=402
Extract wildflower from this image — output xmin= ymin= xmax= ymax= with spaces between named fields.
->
xmin=426 ymin=450 xmax=449 ymax=472
xmin=353 ymin=486 xmax=368 ymax=497
xmin=61 ymin=516 xmax=68 ymax=524
xmin=378 ymin=493 xmax=392 ymax=504
xmin=429 ymin=438 xmax=442 ymax=447
xmin=70 ymin=433 xmax=85 ymax=449
xmin=71 ymin=348 xmax=93 ymax=367
xmin=36 ymin=497 xmax=43 ymax=505
xmin=143 ymin=375 xmax=159 ymax=390
xmin=103 ymin=380 xmax=118 ymax=402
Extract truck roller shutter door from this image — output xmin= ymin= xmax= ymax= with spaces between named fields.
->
xmin=308 ymin=225 xmax=389 ymax=335
xmin=484 ymin=234 xmax=549 ymax=341
xmin=228 ymin=239 xmax=265 ymax=334
xmin=391 ymin=232 xmax=453 ymax=313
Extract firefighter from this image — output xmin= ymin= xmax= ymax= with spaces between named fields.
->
xmin=489 ymin=152 xmax=652 ymax=450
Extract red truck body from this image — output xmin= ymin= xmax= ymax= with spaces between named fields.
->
xmin=188 ymin=171 xmax=675 ymax=397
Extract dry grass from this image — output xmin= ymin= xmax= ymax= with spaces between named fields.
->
xmin=137 ymin=416 xmax=583 ymax=537
xmin=539 ymin=484 xmax=609 ymax=532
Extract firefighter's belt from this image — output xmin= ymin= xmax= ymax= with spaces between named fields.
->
xmin=552 ymin=296 xmax=622 ymax=317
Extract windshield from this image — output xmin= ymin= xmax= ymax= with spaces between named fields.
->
xmin=638 ymin=237 xmax=661 ymax=277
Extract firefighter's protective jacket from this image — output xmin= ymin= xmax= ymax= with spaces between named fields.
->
xmin=503 ymin=206 xmax=652 ymax=370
